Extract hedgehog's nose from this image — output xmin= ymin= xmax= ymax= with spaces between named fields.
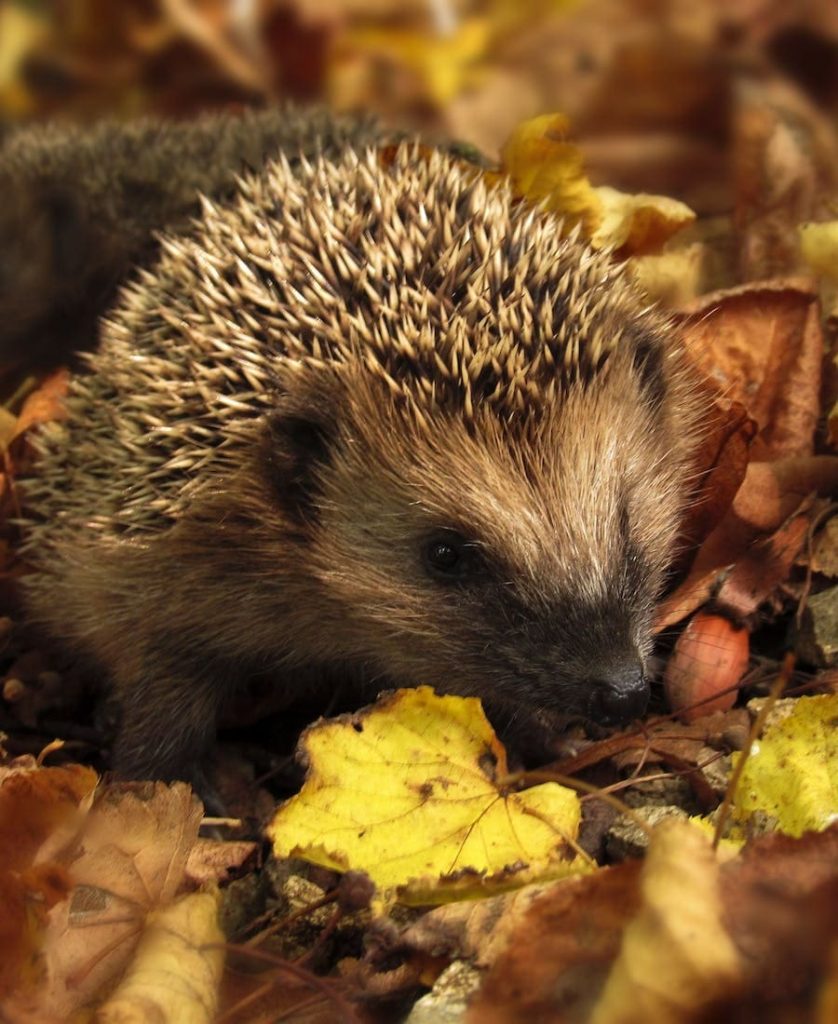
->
xmin=587 ymin=661 xmax=649 ymax=727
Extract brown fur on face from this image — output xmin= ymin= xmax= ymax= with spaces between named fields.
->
xmin=21 ymin=143 xmax=701 ymax=783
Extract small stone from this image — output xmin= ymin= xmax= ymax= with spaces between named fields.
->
xmin=809 ymin=515 xmax=838 ymax=577
xmin=701 ymin=752 xmax=733 ymax=796
xmin=746 ymin=696 xmax=799 ymax=732
xmin=622 ymin=775 xmax=694 ymax=809
xmin=795 ymin=585 xmax=838 ymax=667
xmin=405 ymin=960 xmax=483 ymax=1024
xmin=605 ymin=805 xmax=689 ymax=861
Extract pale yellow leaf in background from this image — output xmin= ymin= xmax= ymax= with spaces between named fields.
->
xmin=497 ymin=114 xmax=695 ymax=253
xmin=335 ymin=18 xmax=490 ymax=107
xmin=799 ymin=221 xmax=838 ymax=280
xmin=0 ymin=2 xmax=47 ymax=116
xmin=95 ymin=888 xmax=224 ymax=1024
xmin=628 ymin=244 xmax=705 ymax=308
xmin=731 ymin=694 xmax=838 ymax=837
xmin=268 ymin=687 xmax=586 ymax=905
xmin=592 ymin=186 xmax=695 ymax=254
xmin=591 ymin=820 xmax=742 ymax=1024
xmin=499 ymin=112 xmax=602 ymax=234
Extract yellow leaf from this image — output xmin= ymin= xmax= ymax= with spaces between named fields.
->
xmin=592 ymin=820 xmax=742 ymax=1024
xmin=732 ymin=694 xmax=838 ymax=837
xmin=420 ymin=18 xmax=490 ymax=106
xmin=95 ymin=888 xmax=224 ymax=1024
xmin=687 ymin=814 xmax=743 ymax=855
xmin=799 ymin=221 xmax=838 ymax=281
xmin=0 ymin=3 xmax=47 ymax=116
xmin=337 ymin=19 xmax=490 ymax=107
xmin=628 ymin=245 xmax=704 ymax=308
xmin=592 ymin=186 xmax=696 ymax=255
xmin=497 ymin=115 xmax=695 ymax=252
xmin=268 ymin=687 xmax=586 ymax=905
xmin=499 ymin=113 xmax=601 ymax=235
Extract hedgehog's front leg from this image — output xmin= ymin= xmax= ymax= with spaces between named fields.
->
xmin=110 ymin=651 xmax=230 ymax=811
xmin=111 ymin=662 xmax=220 ymax=779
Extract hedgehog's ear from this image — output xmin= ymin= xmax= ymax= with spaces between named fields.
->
xmin=259 ymin=384 xmax=340 ymax=522
xmin=628 ymin=330 xmax=667 ymax=412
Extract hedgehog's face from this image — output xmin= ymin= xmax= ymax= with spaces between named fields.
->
xmin=266 ymin=351 xmax=695 ymax=730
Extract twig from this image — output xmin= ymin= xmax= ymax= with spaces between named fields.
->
xmin=712 ymin=651 xmax=794 ymax=849
xmin=207 ymin=943 xmax=360 ymax=1023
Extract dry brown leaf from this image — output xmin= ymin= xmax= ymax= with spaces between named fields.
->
xmin=718 ymin=827 xmax=838 ymax=1004
xmin=465 ymin=862 xmax=642 ymax=1023
xmin=13 ymin=367 xmax=70 ymax=439
xmin=0 ymin=369 xmax=69 ymax=514
xmin=0 ymin=760 xmax=98 ymax=1007
xmin=466 ymin=823 xmax=838 ymax=1023
xmin=615 ymin=719 xmax=751 ymax=779
xmin=730 ymin=458 xmax=838 ymax=532
xmin=678 ymin=281 xmax=823 ymax=459
xmin=553 ymin=709 xmax=750 ymax=778
xmin=591 ymin=821 xmax=743 ymax=1024
xmin=35 ymin=782 xmax=204 ymax=1020
xmin=673 ymin=377 xmax=757 ymax=572
xmin=716 ymin=507 xmax=811 ymax=619
xmin=732 ymin=75 xmax=838 ymax=281
xmin=0 ymin=407 xmax=17 ymax=450
xmin=218 ymin=971 xmax=332 ymax=1024
xmin=658 ymin=458 xmax=838 ymax=628
xmin=653 ymin=548 xmax=745 ymax=630
xmin=184 ymin=838 xmax=258 ymax=887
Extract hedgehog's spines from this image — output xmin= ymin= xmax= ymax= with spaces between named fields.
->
xmin=22 ymin=139 xmax=692 ymax=558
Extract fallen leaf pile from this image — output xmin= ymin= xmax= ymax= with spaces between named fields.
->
xmin=4 ymin=685 xmax=836 ymax=1020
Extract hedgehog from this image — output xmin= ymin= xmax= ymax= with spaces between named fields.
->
xmin=0 ymin=106 xmax=385 ymax=369
xmin=21 ymin=142 xmax=701 ymax=790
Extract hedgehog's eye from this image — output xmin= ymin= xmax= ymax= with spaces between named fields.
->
xmin=423 ymin=531 xmax=470 ymax=581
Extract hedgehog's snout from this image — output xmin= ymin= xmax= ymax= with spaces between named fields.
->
xmin=586 ymin=658 xmax=649 ymax=727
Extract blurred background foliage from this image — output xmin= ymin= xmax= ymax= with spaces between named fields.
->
xmin=0 ymin=0 xmax=836 ymax=219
